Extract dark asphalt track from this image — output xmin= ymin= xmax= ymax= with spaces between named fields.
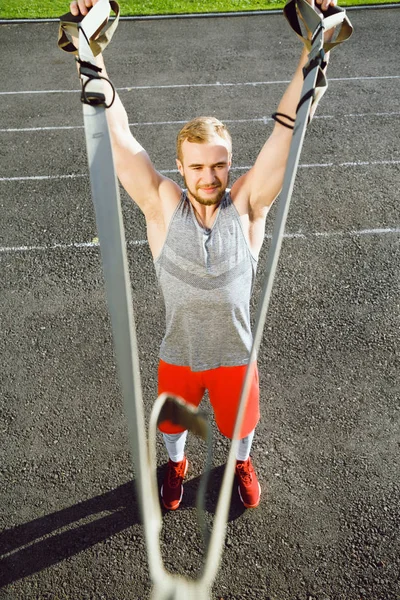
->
xmin=0 ymin=6 xmax=399 ymax=600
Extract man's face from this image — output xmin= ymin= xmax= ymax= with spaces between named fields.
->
xmin=176 ymin=137 xmax=231 ymax=206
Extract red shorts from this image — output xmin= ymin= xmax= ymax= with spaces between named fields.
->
xmin=157 ymin=359 xmax=260 ymax=439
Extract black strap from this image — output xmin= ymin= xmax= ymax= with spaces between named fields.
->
xmin=303 ymin=49 xmax=326 ymax=78
xmin=296 ymin=88 xmax=315 ymax=113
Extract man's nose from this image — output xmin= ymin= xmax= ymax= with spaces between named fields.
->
xmin=203 ymin=167 xmax=217 ymax=181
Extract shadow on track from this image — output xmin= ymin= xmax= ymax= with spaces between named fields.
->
xmin=157 ymin=463 xmax=246 ymax=519
xmin=0 ymin=480 xmax=140 ymax=587
xmin=0 ymin=464 xmax=244 ymax=587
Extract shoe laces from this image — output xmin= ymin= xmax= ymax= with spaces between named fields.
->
xmin=168 ymin=460 xmax=186 ymax=488
xmin=236 ymin=460 xmax=253 ymax=486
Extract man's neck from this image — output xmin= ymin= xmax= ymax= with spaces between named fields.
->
xmin=187 ymin=192 xmax=225 ymax=229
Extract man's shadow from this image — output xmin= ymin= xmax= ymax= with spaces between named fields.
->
xmin=0 ymin=480 xmax=141 ymax=588
xmin=0 ymin=465 xmax=243 ymax=587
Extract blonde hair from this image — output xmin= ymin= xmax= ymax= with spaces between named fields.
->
xmin=176 ymin=116 xmax=232 ymax=162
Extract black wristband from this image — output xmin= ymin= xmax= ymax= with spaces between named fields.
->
xmin=271 ymin=112 xmax=295 ymax=130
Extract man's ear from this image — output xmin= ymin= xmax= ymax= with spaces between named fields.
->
xmin=176 ymin=158 xmax=184 ymax=176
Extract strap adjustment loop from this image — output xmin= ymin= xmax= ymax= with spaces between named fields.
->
xmin=76 ymin=58 xmax=116 ymax=108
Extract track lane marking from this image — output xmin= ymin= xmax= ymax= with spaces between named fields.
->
xmin=1 ymin=228 xmax=399 ymax=255
xmin=1 ymin=159 xmax=400 ymax=182
xmin=2 ymin=111 xmax=400 ymax=134
xmin=1 ymin=75 xmax=400 ymax=96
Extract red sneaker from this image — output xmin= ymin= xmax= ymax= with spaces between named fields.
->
xmin=235 ymin=458 xmax=261 ymax=508
xmin=161 ymin=456 xmax=189 ymax=510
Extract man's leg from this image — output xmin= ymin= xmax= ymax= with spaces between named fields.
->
xmin=235 ymin=428 xmax=261 ymax=508
xmin=157 ymin=360 xmax=204 ymax=510
xmin=162 ymin=431 xmax=188 ymax=463
xmin=206 ymin=363 xmax=261 ymax=508
xmin=236 ymin=428 xmax=255 ymax=461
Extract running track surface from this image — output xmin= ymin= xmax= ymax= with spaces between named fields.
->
xmin=0 ymin=7 xmax=399 ymax=599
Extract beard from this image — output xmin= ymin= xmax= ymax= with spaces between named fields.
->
xmin=184 ymin=177 xmax=228 ymax=206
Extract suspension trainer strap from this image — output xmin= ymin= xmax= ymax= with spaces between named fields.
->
xmin=58 ymin=0 xmax=120 ymax=56
xmin=59 ymin=1 xmax=216 ymax=597
xmin=149 ymin=394 xmax=214 ymax=550
xmin=58 ymin=0 xmax=167 ymax=589
xmin=200 ymin=1 xmax=353 ymax=590
xmin=283 ymin=0 xmax=353 ymax=52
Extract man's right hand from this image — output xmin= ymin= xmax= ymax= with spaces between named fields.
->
xmin=70 ymin=0 xmax=100 ymax=17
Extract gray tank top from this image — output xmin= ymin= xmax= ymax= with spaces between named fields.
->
xmin=154 ymin=190 xmax=258 ymax=371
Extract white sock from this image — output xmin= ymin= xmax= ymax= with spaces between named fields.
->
xmin=236 ymin=429 xmax=255 ymax=461
xmin=162 ymin=431 xmax=188 ymax=463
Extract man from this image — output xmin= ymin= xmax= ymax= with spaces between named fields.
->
xmin=69 ymin=0 xmax=336 ymax=510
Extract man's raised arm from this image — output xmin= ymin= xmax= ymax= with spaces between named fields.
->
xmin=232 ymin=0 xmax=336 ymax=218
xmin=69 ymin=0 xmax=180 ymax=217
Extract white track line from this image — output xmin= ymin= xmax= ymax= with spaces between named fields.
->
xmin=2 ymin=111 xmax=400 ymax=134
xmin=0 ymin=240 xmax=148 ymax=253
xmin=1 ymin=159 xmax=400 ymax=182
xmin=1 ymin=75 xmax=399 ymax=96
xmin=1 ymin=228 xmax=399 ymax=255
xmin=0 ymin=174 xmax=87 ymax=182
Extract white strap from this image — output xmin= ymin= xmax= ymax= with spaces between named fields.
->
xmin=72 ymin=0 xmax=165 ymax=587
xmin=200 ymin=0 xmax=352 ymax=588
